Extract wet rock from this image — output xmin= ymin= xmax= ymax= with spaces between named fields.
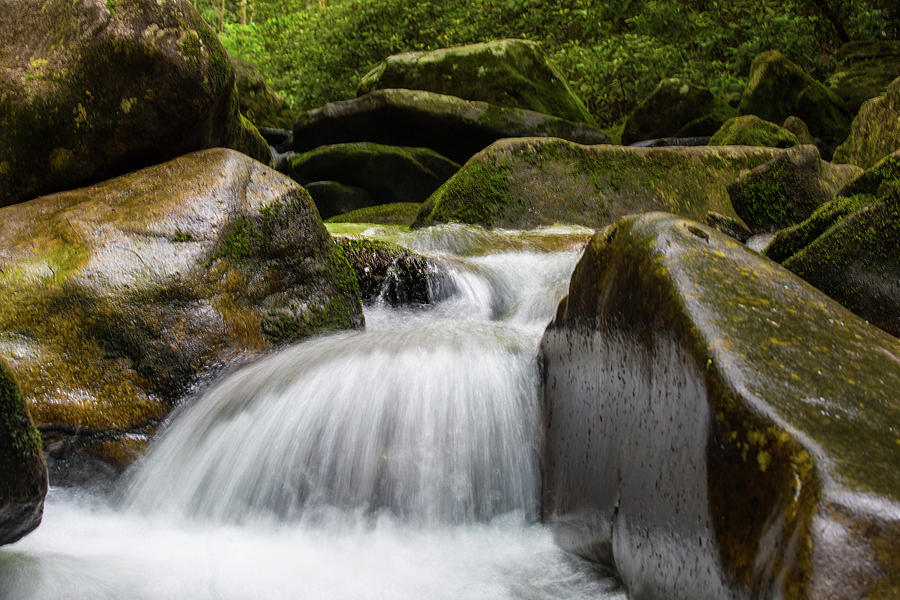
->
xmin=621 ymin=78 xmax=734 ymax=145
xmin=708 ymin=115 xmax=800 ymax=148
xmin=335 ymin=237 xmax=443 ymax=306
xmin=0 ymin=0 xmax=270 ymax=207
xmin=0 ymin=359 xmax=47 ymax=545
xmin=325 ymin=202 xmax=423 ymax=226
xmin=415 ymin=137 xmax=788 ymax=229
xmin=291 ymin=89 xmax=609 ymax=164
xmin=357 ymin=39 xmax=595 ymax=125
xmin=0 ymin=149 xmax=362 ymax=481
xmin=705 ymin=211 xmax=752 ymax=243
xmin=231 ymin=54 xmax=294 ymax=130
xmin=833 ymin=76 xmax=900 ymax=169
xmin=541 ymin=212 xmax=900 ymax=599
xmin=305 ymin=181 xmax=375 ymax=220
xmin=289 ymin=142 xmax=460 ymax=208
xmin=826 ymin=41 xmax=900 ymax=114
xmin=727 ymin=145 xmax=861 ymax=232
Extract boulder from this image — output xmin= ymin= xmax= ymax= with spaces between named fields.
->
xmin=325 ymin=202 xmax=423 ymax=226
xmin=826 ymin=41 xmax=900 ymax=114
xmin=739 ymin=51 xmax=851 ymax=154
xmin=727 ymin=145 xmax=862 ymax=232
xmin=291 ymin=89 xmax=609 ymax=164
xmin=336 ymin=237 xmax=438 ymax=306
xmin=541 ymin=212 xmax=900 ymax=599
xmin=621 ymin=78 xmax=735 ymax=145
xmin=705 ymin=211 xmax=752 ymax=243
xmin=415 ymin=137 xmax=788 ymax=229
xmin=231 ymin=54 xmax=294 ymax=130
xmin=782 ymin=116 xmax=816 ymax=145
xmin=288 ymin=142 xmax=460 ymax=208
xmin=833 ymin=76 xmax=900 ymax=169
xmin=357 ymin=39 xmax=595 ymax=125
xmin=305 ymin=181 xmax=375 ymax=220
xmin=0 ymin=359 xmax=47 ymax=545
xmin=0 ymin=149 xmax=362 ymax=483
xmin=0 ymin=0 xmax=270 ymax=207
xmin=708 ymin=115 xmax=800 ymax=148
xmin=839 ymin=148 xmax=900 ymax=197
xmin=764 ymin=194 xmax=870 ymax=264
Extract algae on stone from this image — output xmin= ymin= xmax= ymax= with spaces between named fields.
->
xmin=326 ymin=202 xmax=423 ymax=226
xmin=708 ymin=115 xmax=800 ymax=148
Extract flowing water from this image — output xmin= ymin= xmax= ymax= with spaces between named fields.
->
xmin=0 ymin=225 xmax=625 ymax=600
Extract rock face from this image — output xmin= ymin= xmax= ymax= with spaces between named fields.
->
xmin=541 ymin=212 xmax=900 ymax=599
xmin=622 ymin=78 xmax=735 ymax=145
xmin=727 ymin=145 xmax=861 ymax=232
xmin=0 ymin=359 xmax=47 ymax=546
xmin=231 ymin=54 xmax=294 ymax=130
xmin=739 ymin=51 xmax=851 ymax=154
xmin=707 ymin=115 xmax=799 ymax=148
xmin=291 ymin=89 xmax=609 ymax=164
xmin=415 ymin=138 xmax=787 ymax=229
xmin=336 ymin=237 xmax=438 ymax=306
xmin=826 ymin=41 xmax=900 ymax=114
xmin=289 ymin=142 xmax=460 ymax=209
xmin=357 ymin=39 xmax=595 ymax=125
xmin=833 ymin=76 xmax=900 ymax=169
xmin=0 ymin=149 xmax=362 ymax=483
xmin=0 ymin=0 xmax=270 ymax=207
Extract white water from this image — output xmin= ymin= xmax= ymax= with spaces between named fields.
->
xmin=0 ymin=225 xmax=624 ymax=600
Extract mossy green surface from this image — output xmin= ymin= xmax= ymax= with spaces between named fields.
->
xmin=708 ymin=115 xmax=800 ymax=148
xmin=325 ymin=202 xmax=423 ymax=225
xmin=230 ymin=53 xmax=294 ymax=129
xmin=622 ymin=78 xmax=735 ymax=144
xmin=834 ymin=78 xmax=900 ymax=169
xmin=765 ymin=194 xmax=872 ymax=263
xmin=825 ymin=41 xmax=900 ymax=114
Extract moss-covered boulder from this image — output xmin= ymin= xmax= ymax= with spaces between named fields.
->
xmin=541 ymin=212 xmax=900 ymax=599
xmin=739 ymin=51 xmax=851 ymax=155
xmin=357 ymin=39 xmax=595 ymax=125
xmin=826 ymin=41 xmax=900 ymax=114
xmin=705 ymin=211 xmax=752 ymax=243
xmin=708 ymin=115 xmax=800 ymax=148
xmin=782 ymin=115 xmax=816 ymax=145
xmin=833 ymin=76 xmax=900 ymax=169
xmin=291 ymin=89 xmax=609 ymax=164
xmin=305 ymin=181 xmax=375 ymax=220
xmin=416 ymin=137 xmax=791 ymax=229
xmin=0 ymin=359 xmax=47 ymax=546
xmin=838 ymin=149 xmax=900 ymax=197
xmin=0 ymin=0 xmax=270 ymax=207
xmin=231 ymin=54 xmax=294 ymax=130
xmin=621 ymin=78 xmax=735 ymax=145
xmin=727 ymin=145 xmax=862 ymax=232
xmin=289 ymin=142 xmax=460 ymax=210
xmin=0 ymin=149 xmax=362 ymax=483
xmin=336 ymin=237 xmax=438 ymax=306
xmin=325 ymin=202 xmax=422 ymax=226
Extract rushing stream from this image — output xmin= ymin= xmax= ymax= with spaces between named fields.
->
xmin=0 ymin=225 xmax=625 ymax=600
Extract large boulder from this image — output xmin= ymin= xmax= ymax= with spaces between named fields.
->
xmin=0 ymin=0 xmax=270 ymax=207
xmin=739 ymin=51 xmax=851 ymax=154
xmin=325 ymin=202 xmax=423 ymax=226
xmin=291 ymin=89 xmax=609 ymax=164
xmin=230 ymin=54 xmax=294 ymax=130
xmin=727 ymin=145 xmax=861 ymax=232
xmin=305 ymin=181 xmax=375 ymax=220
xmin=0 ymin=149 xmax=362 ymax=483
xmin=415 ymin=138 xmax=788 ymax=229
xmin=0 ymin=359 xmax=47 ymax=545
xmin=833 ymin=76 xmax=900 ymax=169
xmin=541 ymin=212 xmax=900 ymax=599
xmin=357 ymin=39 xmax=595 ymax=125
xmin=826 ymin=41 xmax=900 ymax=114
xmin=707 ymin=115 xmax=800 ymax=148
xmin=288 ymin=142 xmax=460 ymax=209
xmin=621 ymin=78 xmax=735 ymax=145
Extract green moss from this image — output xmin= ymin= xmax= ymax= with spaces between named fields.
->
xmin=416 ymin=159 xmax=513 ymax=228
xmin=765 ymin=194 xmax=873 ymax=263
xmin=709 ymin=115 xmax=800 ymax=148
xmin=325 ymin=202 xmax=422 ymax=225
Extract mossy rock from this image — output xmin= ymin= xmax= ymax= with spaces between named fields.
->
xmin=0 ymin=359 xmax=47 ymax=545
xmin=335 ymin=237 xmax=437 ymax=306
xmin=705 ymin=211 xmax=752 ymax=243
xmin=230 ymin=54 xmax=294 ymax=130
xmin=289 ymin=142 xmax=460 ymax=209
xmin=739 ymin=50 xmax=851 ymax=155
xmin=325 ymin=202 xmax=422 ymax=226
xmin=838 ymin=149 xmax=900 ymax=197
xmin=0 ymin=0 xmax=270 ymax=207
xmin=708 ymin=115 xmax=800 ymax=148
xmin=416 ymin=137 xmax=793 ymax=229
xmin=622 ymin=78 xmax=735 ymax=145
xmin=0 ymin=149 xmax=362 ymax=482
xmin=305 ymin=181 xmax=375 ymax=220
xmin=357 ymin=39 xmax=595 ymax=125
xmin=833 ymin=77 xmax=900 ymax=169
xmin=781 ymin=183 xmax=900 ymax=337
xmin=782 ymin=116 xmax=816 ymax=145
xmin=540 ymin=212 xmax=900 ymax=599
xmin=727 ymin=145 xmax=862 ymax=232
xmin=826 ymin=41 xmax=900 ymax=114
xmin=291 ymin=89 xmax=609 ymax=164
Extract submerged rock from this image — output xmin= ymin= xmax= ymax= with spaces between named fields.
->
xmin=230 ymin=54 xmax=294 ymax=130
xmin=826 ymin=41 xmax=900 ymax=114
xmin=0 ymin=0 xmax=270 ymax=207
xmin=291 ymin=89 xmax=609 ymax=164
xmin=622 ymin=78 xmax=734 ymax=145
xmin=0 ymin=359 xmax=47 ymax=545
xmin=416 ymin=138 xmax=787 ymax=229
xmin=0 ymin=149 xmax=362 ymax=483
xmin=357 ymin=39 xmax=595 ymax=125
xmin=833 ymin=76 xmax=900 ymax=169
xmin=541 ymin=212 xmax=900 ymax=599
xmin=708 ymin=115 xmax=800 ymax=148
